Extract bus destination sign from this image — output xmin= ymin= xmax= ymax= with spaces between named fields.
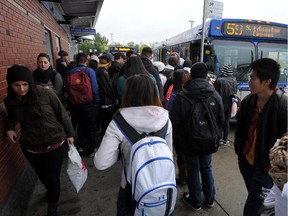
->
xmin=222 ymin=22 xmax=287 ymax=39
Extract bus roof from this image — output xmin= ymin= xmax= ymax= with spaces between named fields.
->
xmin=155 ymin=18 xmax=288 ymax=48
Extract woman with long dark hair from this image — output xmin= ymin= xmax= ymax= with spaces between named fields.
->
xmin=94 ymin=74 xmax=173 ymax=215
xmin=117 ymin=56 xmax=159 ymax=100
xmin=167 ymin=69 xmax=190 ymax=185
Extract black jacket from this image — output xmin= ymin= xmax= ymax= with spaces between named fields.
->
xmin=108 ymin=61 xmax=123 ymax=79
xmin=96 ymin=67 xmax=117 ymax=106
xmin=4 ymin=85 xmax=74 ymax=148
xmin=171 ymin=78 xmax=225 ymax=155
xmin=234 ymin=89 xmax=287 ymax=171
xmin=214 ymin=76 xmax=237 ymax=111
xmin=141 ymin=58 xmax=163 ymax=101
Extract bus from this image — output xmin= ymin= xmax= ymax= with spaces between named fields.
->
xmin=109 ymin=46 xmax=137 ymax=56
xmin=153 ymin=18 xmax=288 ymax=100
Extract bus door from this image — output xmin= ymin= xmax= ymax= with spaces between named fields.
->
xmin=190 ymin=43 xmax=201 ymax=63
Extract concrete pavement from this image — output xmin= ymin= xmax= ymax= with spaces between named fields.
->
xmin=23 ymin=126 xmax=247 ymax=216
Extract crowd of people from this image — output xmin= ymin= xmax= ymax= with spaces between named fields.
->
xmin=4 ymin=47 xmax=287 ymax=216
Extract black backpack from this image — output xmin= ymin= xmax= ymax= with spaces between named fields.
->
xmin=178 ymin=93 xmax=221 ymax=155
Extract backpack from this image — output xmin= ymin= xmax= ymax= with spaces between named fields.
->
xmin=65 ymin=67 xmax=93 ymax=105
xmin=114 ymin=114 xmax=177 ymax=216
xmin=178 ymin=93 xmax=221 ymax=155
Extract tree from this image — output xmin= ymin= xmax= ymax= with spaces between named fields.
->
xmin=94 ymin=33 xmax=109 ymax=53
xmin=77 ymin=33 xmax=109 ymax=54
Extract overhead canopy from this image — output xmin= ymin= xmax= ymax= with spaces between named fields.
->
xmin=59 ymin=0 xmax=104 ymax=29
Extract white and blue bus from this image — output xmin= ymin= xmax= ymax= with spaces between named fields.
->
xmin=153 ymin=18 xmax=288 ymax=99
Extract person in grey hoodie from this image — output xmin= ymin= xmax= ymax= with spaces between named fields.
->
xmin=94 ymin=74 xmax=173 ymax=215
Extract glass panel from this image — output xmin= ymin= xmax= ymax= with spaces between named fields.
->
xmin=212 ymin=40 xmax=255 ymax=82
xmin=258 ymin=42 xmax=288 ymax=83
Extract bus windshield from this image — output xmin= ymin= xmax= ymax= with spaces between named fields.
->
xmin=258 ymin=42 xmax=288 ymax=82
xmin=212 ymin=40 xmax=255 ymax=82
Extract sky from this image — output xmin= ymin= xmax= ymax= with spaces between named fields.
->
xmin=95 ymin=0 xmax=288 ymax=45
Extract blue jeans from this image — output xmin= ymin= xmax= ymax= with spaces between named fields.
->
xmin=238 ymin=158 xmax=273 ymax=216
xmin=185 ymin=154 xmax=215 ymax=206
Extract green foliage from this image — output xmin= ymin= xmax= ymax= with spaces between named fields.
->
xmin=77 ymin=32 xmax=152 ymax=55
xmin=77 ymin=33 xmax=108 ymax=54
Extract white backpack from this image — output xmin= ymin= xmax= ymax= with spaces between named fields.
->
xmin=114 ymin=114 xmax=177 ymax=216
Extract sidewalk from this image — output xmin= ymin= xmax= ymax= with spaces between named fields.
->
xmin=24 ymin=128 xmax=247 ymax=216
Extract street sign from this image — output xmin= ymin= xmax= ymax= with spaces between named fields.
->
xmin=70 ymin=28 xmax=96 ymax=36
xmin=206 ymin=0 xmax=223 ymax=19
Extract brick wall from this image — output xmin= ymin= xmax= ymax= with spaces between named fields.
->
xmin=0 ymin=0 xmax=70 ymax=204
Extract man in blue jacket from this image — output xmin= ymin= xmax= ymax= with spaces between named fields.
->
xmin=66 ymin=53 xmax=100 ymax=157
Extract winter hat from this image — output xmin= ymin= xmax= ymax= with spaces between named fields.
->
xmin=89 ymin=55 xmax=100 ymax=63
xmin=219 ymin=64 xmax=233 ymax=77
xmin=183 ymin=67 xmax=191 ymax=73
xmin=153 ymin=61 xmax=165 ymax=72
xmin=165 ymin=64 xmax=174 ymax=71
xmin=98 ymin=54 xmax=111 ymax=67
xmin=7 ymin=64 xmax=34 ymax=85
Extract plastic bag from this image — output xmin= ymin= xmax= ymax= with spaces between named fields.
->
xmin=231 ymin=101 xmax=238 ymax=118
xmin=67 ymin=144 xmax=88 ymax=192
xmin=231 ymin=96 xmax=240 ymax=118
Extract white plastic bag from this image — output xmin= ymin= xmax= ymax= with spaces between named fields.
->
xmin=67 ymin=144 xmax=88 ymax=192
xmin=231 ymin=96 xmax=240 ymax=118
xmin=231 ymin=101 xmax=238 ymax=118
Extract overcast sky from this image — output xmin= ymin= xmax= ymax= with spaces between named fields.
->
xmin=95 ymin=0 xmax=288 ymax=45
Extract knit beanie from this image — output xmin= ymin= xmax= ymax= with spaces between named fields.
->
xmin=219 ymin=64 xmax=233 ymax=77
xmin=153 ymin=61 xmax=165 ymax=72
xmin=7 ymin=65 xmax=34 ymax=85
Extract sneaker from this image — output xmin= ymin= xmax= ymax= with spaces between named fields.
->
xmin=77 ymin=148 xmax=84 ymax=153
xmin=223 ymin=140 xmax=230 ymax=146
xmin=219 ymin=139 xmax=224 ymax=145
xmin=182 ymin=192 xmax=201 ymax=211
xmin=88 ymin=152 xmax=95 ymax=158
xmin=206 ymin=198 xmax=214 ymax=208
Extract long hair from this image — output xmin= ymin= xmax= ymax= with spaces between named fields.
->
xmin=173 ymin=69 xmax=190 ymax=93
xmin=124 ymin=56 xmax=149 ymax=78
xmin=122 ymin=74 xmax=162 ymax=108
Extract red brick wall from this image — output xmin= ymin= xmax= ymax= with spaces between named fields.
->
xmin=0 ymin=0 xmax=70 ymax=203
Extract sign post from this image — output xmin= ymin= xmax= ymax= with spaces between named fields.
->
xmin=200 ymin=0 xmax=223 ymax=62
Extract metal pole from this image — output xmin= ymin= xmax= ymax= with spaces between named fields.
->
xmin=110 ymin=33 xmax=114 ymax=45
xmin=200 ymin=0 xmax=207 ymax=62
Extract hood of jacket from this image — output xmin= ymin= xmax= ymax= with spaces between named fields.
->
xmin=141 ymin=58 xmax=154 ymax=71
xmin=184 ymin=78 xmax=214 ymax=100
xmin=119 ymin=106 xmax=169 ymax=133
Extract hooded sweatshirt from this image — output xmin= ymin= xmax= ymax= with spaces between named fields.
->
xmin=170 ymin=78 xmax=224 ymax=154
xmin=94 ymin=106 xmax=172 ymax=188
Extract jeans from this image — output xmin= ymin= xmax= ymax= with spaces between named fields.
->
xmin=185 ymin=154 xmax=215 ymax=206
xmin=23 ymin=144 xmax=65 ymax=204
xmin=238 ymin=157 xmax=273 ymax=216
xmin=222 ymin=108 xmax=231 ymax=141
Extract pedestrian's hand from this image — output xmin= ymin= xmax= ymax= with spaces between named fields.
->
xmin=67 ymin=137 xmax=74 ymax=145
xmin=6 ymin=130 xmax=17 ymax=143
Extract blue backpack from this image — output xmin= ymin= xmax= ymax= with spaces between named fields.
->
xmin=114 ymin=114 xmax=177 ymax=216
